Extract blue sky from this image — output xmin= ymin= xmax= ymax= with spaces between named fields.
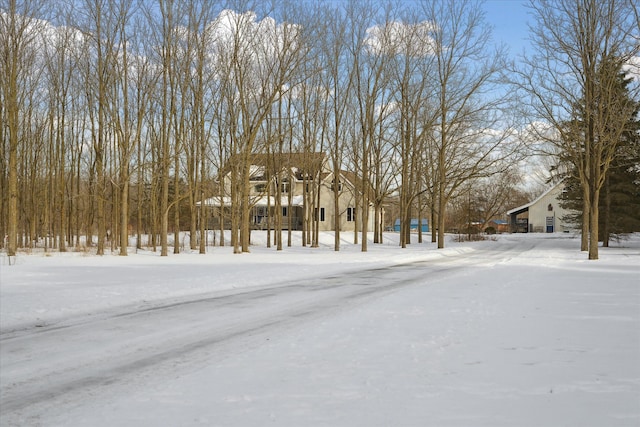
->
xmin=324 ymin=0 xmax=533 ymax=57
xmin=482 ymin=0 xmax=532 ymax=55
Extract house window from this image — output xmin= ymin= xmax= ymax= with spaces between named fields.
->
xmin=347 ymin=207 xmax=355 ymax=222
xmin=315 ymin=207 xmax=325 ymax=222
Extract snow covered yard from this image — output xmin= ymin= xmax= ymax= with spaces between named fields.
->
xmin=1 ymin=233 xmax=639 ymax=426
xmin=0 ymin=232 xmax=475 ymax=333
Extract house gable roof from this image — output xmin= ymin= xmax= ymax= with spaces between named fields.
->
xmin=507 ymin=182 xmax=563 ymax=216
xmin=220 ymin=152 xmax=326 ymax=180
xmin=323 ymin=170 xmax=375 ymax=200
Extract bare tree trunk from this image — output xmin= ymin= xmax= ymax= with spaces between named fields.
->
xmin=602 ymin=174 xmax=610 ymax=247
xmin=173 ymin=157 xmax=180 ymax=254
xmin=6 ymin=99 xmax=18 ymax=257
xmin=1 ymin=1 xmax=43 ymax=257
xmin=120 ymin=179 xmax=129 ymax=255
xmin=437 ymin=163 xmax=447 ymax=249
xmin=218 ymin=171 xmax=225 ymax=247
xmin=581 ymin=187 xmax=590 ymax=251
xmin=160 ymin=94 xmax=170 ymax=257
xmin=136 ymin=151 xmax=143 ymax=250
xmin=198 ymin=178 xmax=206 ymax=254
xmin=313 ymin=173 xmax=321 ymax=248
xmin=589 ymin=187 xmax=600 ymax=260
xmin=5 ymin=62 xmax=19 ymax=256
xmin=240 ymin=160 xmax=251 ymax=253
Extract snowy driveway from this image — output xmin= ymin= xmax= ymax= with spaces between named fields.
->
xmin=1 ymin=235 xmax=639 ymax=426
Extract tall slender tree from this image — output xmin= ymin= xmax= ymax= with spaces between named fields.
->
xmin=0 ymin=0 xmax=44 ymax=258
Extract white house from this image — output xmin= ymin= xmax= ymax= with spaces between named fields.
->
xmin=507 ymin=182 xmax=574 ymax=233
xmin=199 ymin=153 xmax=378 ymax=232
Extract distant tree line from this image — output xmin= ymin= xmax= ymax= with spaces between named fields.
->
xmin=0 ymin=0 xmax=521 ymax=256
xmin=1 ymin=0 xmax=637 ymax=259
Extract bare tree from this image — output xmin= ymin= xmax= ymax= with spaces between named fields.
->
xmin=215 ymin=6 xmax=306 ymax=253
xmin=43 ymin=20 xmax=69 ymax=252
xmin=191 ymin=1 xmax=219 ymax=254
xmin=379 ymin=10 xmax=436 ymax=248
xmin=347 ymin=1 xmax=395 ymax=251
xmin=0 ymin=0 xmax=545 ymax=259
xmin=146 ymin=0 xmax=188 ymax=256
xmin=0 ymin=0 xmax=45 ymax=258
xmin=290 ymin=9 xmax=327 ymax=248
xmin=516 ymin=0 xmax=639 ymax=259
xmin=422 ymin=0 xmax=514 ymax=249
xmin=107 ymin=0 xmax=139 ymax=256
xmin=78 ymin=0 xmax=127 ymax=255
xmin=317 ymin=3 xmax=358 ymax=252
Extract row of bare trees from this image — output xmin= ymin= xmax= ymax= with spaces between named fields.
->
xmin=5 ymin=0 xmax=633 ymax=259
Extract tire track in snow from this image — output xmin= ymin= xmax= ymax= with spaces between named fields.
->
xmin=0 ymin=241 xmax=534 ymax=420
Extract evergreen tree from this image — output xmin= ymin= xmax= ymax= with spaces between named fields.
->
xmin=599 ymin=87 xmax=640 ymax=244
xmin=559 ymin=61 xmax=640 ymax=244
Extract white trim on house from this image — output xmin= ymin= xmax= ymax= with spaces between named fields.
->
xmin=507 ymin=182 xmax=573 ymax=233
xmin=507 ymin=185 xmax=558 ymax=216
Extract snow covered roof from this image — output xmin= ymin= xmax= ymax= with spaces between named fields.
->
xmin=197 ymin=195 xmax=304 ymax=207
xmin=506 ymin=182 xmax=563 ymax=216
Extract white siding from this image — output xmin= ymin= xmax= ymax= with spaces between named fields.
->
xmin=528 ymin=184 xmax=572 ymax=233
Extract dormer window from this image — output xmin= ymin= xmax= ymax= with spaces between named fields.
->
xmin=275 ymin=177 xmax=289 ymax=193
xmin=249 ymin=165 xmax=266 ymax=181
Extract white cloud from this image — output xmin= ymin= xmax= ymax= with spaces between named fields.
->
xmin=622 ymin=55 xmax=640 ymax=81
xmin=206 ymin=9 xmax=300 ymax=59
xmin=364 ymin=20 xmax=437 ymax=57
xmin=519 ymin=120 xmax=560 ymax=144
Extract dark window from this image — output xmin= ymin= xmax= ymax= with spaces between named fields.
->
xmin=347 ymin=207 xmax=355 ymax=222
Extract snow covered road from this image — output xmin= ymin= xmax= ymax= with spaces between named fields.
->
xmin=1 ymin=264 xmax=444 ymax=413
xmin=1 ymin=234 xmax=639 ymax=426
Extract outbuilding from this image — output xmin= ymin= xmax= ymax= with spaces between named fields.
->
xmin=507 ymin=183 xmax=573 ymax=233
xmin=393 ymin=218 xmax=429 ymax=233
